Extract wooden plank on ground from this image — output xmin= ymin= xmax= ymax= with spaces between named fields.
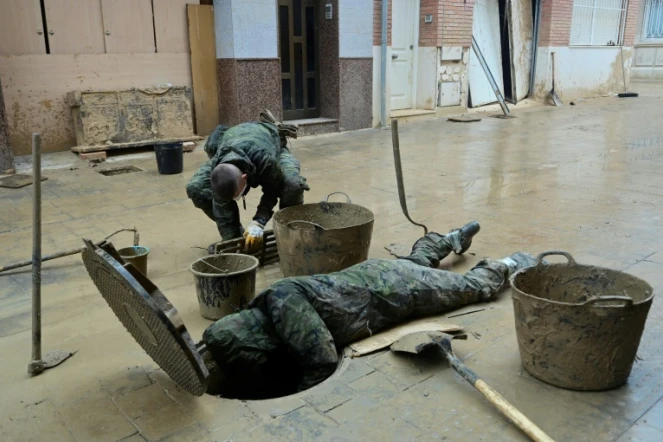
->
xmin=349 ymin=319 xmax=463 ymax=357
xmin=187 ymin=4 xmax=219 ymax=136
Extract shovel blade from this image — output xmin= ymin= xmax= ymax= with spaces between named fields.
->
xmin=550 ymin=91 xmax=563 ymax=106
xmin=390 ymin=331 xmax=447 ymax=354
xmin=390 ymin=331 xmax=468 ymax=355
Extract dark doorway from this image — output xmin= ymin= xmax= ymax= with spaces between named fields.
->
xmin=278 ymin=0 xmax=320 ymax=120
xmin=498 ymin=0 xmax=515 ymax=103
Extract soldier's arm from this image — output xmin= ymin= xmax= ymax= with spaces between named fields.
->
xmin=212 ymin=198 xmax=243 ymax=240
xmin=253 ymin=165 xmax=283 ymax=224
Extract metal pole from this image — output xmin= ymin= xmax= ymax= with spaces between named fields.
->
xmin=28 ymin=133 xmax=44 ymax=376
xmin=391 ymin=119 xmax=428 ymax=234
xmin=529 ymin=0 xmax=542 ymax=98
xmin=471 ymin=36 xmax=510 ymax=116
xmin=0 ymin=228 xmax=139 ymax=274
xmin=380 ymin=0 xmax=388 ymax=128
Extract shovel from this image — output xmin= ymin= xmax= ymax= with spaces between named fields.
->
xmin=391 ymin=331 xmax=555 ymax=442
xmin=549 ymin=52 xmax=562 ymax=107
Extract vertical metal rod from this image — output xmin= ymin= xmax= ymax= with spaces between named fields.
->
xmin=471 ymin=36 xmax=510 ymax=116
xmin=529 ymin=0 xmax=542 ymax=98
xmin=391 ymin=119 xmax=428 ymax=234
xmin=29 ymin=133 xmax=44 ymax=376
xmin=380 ymin=0 xmax=388 ymax=128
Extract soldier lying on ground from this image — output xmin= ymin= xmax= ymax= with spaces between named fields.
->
xmin=186 ymin=110 xmax=309 ymax=251
xmin=200 ymin=221 xmax=539 ymax=398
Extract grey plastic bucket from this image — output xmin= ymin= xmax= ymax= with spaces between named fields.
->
xmin=190 ymin=254 xmax=259 ymax=320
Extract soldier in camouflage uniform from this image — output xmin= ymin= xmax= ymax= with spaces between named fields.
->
xmin=186 ymin=111 xmax=308 ymax=247
xmin=201 ymin=221 xmax=539 ymax=398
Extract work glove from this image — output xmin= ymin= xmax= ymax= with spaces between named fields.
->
xmin=243 ymin=220 xmax=265 ymax=252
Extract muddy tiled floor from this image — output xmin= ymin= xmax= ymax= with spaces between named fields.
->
xmin=1 ymin=83 xmax=663 ymax=441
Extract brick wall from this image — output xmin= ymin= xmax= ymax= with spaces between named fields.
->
xmin=441 ymin=0 xmax=475 ymax=48
xmin=623 ymin=0 xmax=640 ymax=46
xmin=419 ymin=0 xmax=442 ymax=47
xmin=539 ymin=0 xmax=639 ymax=47
xmin=538 ymin=0 xmax=573 ymax=47
xmin=373 ymin=0 xmax=392 ymax=46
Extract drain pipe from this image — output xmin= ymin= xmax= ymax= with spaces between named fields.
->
xmin=529 ymin=0 xmax=542 ymax=97
xmin=380 ymin=0 xmax=388 ymax=128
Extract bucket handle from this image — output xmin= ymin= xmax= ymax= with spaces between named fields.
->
xmin=536 ymin=251 xmax=576 ymax=265
xmin=582 ymin=296 xmax=634 ymax=307
xmin=325 ymin=192 xmax=352 ymax=203
xmin=286 ymin=220 xmax=326 ymax=231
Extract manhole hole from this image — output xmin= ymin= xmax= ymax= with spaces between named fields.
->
xmin=97 ymin=165 xmax=144 ymax=176
xmin=206 ymin=350 xmax=348 ymax=400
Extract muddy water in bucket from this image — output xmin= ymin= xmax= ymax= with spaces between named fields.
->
xmin=273 ymin=193 xmax=374 ymax=277
xmin=190 ymin=254 xmax=259 ymax=320
xmin=510 ymin=251 xmax=654 ymax=391
xmin=118 ymin=246 xmax=149 ymax=276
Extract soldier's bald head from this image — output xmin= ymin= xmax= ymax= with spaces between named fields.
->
xmin=211 ymin=163 xmax=244 ymax=201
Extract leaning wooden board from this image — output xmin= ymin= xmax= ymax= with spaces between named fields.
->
xmin=187 ymin=4 xmax=219 ymax=136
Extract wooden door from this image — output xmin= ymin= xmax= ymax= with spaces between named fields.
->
xmin=390 ymin=0 xmax=417 ymax=110
xmin=278 ymin=0 xmax=320 ymax=120
xmin=101 ymin=0 xmax=156 ymax=53
xmin=44 ymin=0 xmax=105 ymax=54
xmin=468 ymin=0 xmax=505 ymax=107
xmin=0 ymin=0 xmax=46 ymax=55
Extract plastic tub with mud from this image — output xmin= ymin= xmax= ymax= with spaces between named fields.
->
xmin=510 ymin=251 xmax=654 ymax=391
xmin=190 ymin=254 xmax=259 ymax=320
xmin=273 ymin=193 xmax=374 ymax=277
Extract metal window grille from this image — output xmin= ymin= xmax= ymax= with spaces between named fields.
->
xmin=642 ymin=0 xmax=663 ymax=40
xmin=570 ymin=0 xmax=628 ymax=46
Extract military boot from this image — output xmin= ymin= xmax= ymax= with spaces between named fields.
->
xmin=446 ymin=221 xmax=481 ymax=255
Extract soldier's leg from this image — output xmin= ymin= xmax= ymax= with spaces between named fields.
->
xmin=409 ymin=252 xmax=537 ymax=317
xmin=277 ymin=148 xmax=309 ymax=209
xmin=260 ymin=280 xmax=338 ymax=390
xmin=185 ymin=161 xmax=215 ymax=220
xmin=403 ymin=221 xmax=481 ymax=268
xmin=212 ymin=199 xmax=244 ymax=240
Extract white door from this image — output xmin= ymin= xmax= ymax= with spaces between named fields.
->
xmin=390 ymin=0 xmax=417 ymax=110
xmin=468 ymin=0 xmax=504 ymax=107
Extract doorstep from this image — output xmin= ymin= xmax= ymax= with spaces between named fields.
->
xmin=390 ymin=108 xmax=436 ymax=124
xmin=285 ymin=117 xmax=340 ymax=137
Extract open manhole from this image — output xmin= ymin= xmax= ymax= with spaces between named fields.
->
xmin=205 ymin=348 xmax=347 ymax=400
xmin=82 ymin=240 xmax=348 ymax=400
xmin=97 ymin=165 xmax=144 ymax=176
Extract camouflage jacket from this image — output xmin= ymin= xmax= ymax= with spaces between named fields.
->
xmin=205 ymin=123 xmax=286 ymax=224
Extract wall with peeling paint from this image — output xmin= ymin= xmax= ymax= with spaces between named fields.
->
xmin=532 ymin=47 xmax=632 ymax=102
xmin=0 ymin=53 xmax=192 ymax=156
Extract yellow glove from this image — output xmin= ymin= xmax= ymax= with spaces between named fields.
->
xmin=243 ymin=220 xmax=265 ymax=252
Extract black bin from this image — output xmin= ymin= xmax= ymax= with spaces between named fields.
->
xmin=154 ymin=142 xmax=183 ymax=175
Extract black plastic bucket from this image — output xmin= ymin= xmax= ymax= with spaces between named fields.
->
xmin=154 ymin=142 xmax=183 ymax=175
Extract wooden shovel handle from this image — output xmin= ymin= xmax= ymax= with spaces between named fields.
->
xmin=445 ymin=351 xmax=555 ymax=442
xmin=474 ymin=379 xmax=555 ymax=442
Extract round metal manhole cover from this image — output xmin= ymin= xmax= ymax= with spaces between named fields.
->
xmin=81 ymin=241 xmax=208 ymax=396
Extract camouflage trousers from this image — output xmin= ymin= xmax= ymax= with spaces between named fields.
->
xmin=203 ymin=232 xmax=513 ymax=392
xmin=185 ymin=148 xmax=307 ymax=240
